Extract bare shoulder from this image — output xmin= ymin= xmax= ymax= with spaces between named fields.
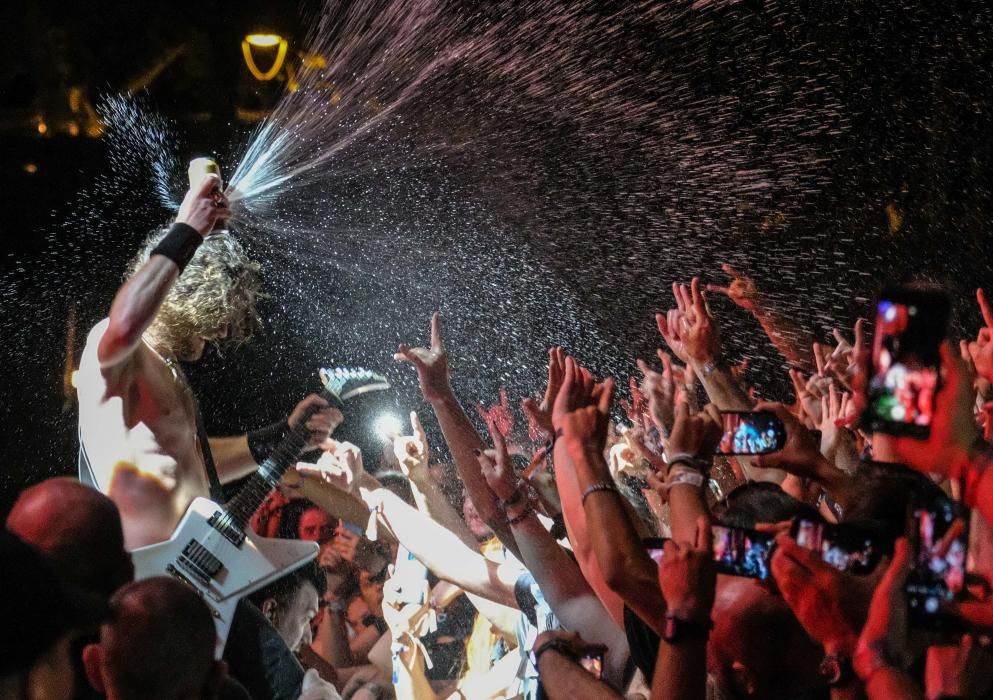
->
xmin=79 ymin=318 xmax=144 ymax=397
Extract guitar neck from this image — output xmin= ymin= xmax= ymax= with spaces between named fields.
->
xmin=225 ymin=388 xmax=335 ymax=531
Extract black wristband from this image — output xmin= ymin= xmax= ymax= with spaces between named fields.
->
xmin=248 ymin=420 xmax=292 ymax=464
xmin=151 ymin=222 xmax=203 ymax=272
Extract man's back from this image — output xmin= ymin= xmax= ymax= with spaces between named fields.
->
xmin=77 ymin=318 xmax=210 ymax=548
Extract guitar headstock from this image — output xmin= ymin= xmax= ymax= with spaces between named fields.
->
xmin=319 ymin=367 xmax=391 ymax=408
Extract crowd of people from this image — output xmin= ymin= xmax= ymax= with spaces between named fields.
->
xmin=4 ymin=176 xmax=993 ymax=700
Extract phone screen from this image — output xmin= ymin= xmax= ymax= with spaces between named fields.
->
xmin=864 ymin=289 xmax=949 ymax=438
xmin=579 ymin=653 xmax=604 ymax=679
xmin=644 ymin=537 xmax=669 ymax=564
xmin=716 ymin=411 xmax=787 ymax=455
xmin=393 ymin=544 xmax=428 ymax=605
xmin=712 ymin=525 xmax=774 ymax=580
xmin=906 ymin=496 xmax=968 ymax=628
xmin=792 ymin=519 xmax=880 ymax=575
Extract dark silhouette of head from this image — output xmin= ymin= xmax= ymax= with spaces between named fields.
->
xmin=7 ymin=477 xmax=133 ymax=598
xmin=83 ymin=577 xmax=223 ymax=700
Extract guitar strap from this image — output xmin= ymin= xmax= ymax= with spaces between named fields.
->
xmin=77 ymin=404 xmax=225 ymax=504
xmin=195 ymin=403 xmax=227 ymax=504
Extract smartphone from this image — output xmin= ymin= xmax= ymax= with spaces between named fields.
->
xmin=393 ymin=544 xmax=428 ymax=605
xmin=644 ymin=537 xmax=669 ymax=564
xmin=905 ymin=495 xmax=969 ymax=631
xmin=536 ymin=646 xmax=606 ymax=699
xmin=716 ymin=411 xmax=787 ymax=455
xmin=791 ymin=518 xmax=881 ymax=575
xmin=579 ymin=652 xmax=604 ymax=680
xmin=712 ymin=525 xmax=774 ymax=580
xmin=863 ymin=287 xmax=950 ymax=438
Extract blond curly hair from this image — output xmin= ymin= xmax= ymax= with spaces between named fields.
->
xmin=130 ymin=229 xmax=263 ymax=355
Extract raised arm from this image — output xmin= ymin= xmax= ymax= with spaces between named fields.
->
xmin=392 ymin=411 xmax=479 ymax=549
xmin=707 ymin=263 xmax=814 ymax=371
xmin=480 ymin=414 xmax=630 ymax=687
xmin=555 ymin=366 xmax=667 ymax=636
xmin=533 ymin=631 xmax=623 ymax=700
xmin=550 ymin=359 xmax=627 ymax=628
xmin=98 ymin=175 xmax=226 ymax=377
xmin=652 ymin=518 xmax=717 ymax=700
xmin=364 ymin=488 xmax=518 ymax=609
xmin=394 ymin=313 xmax=520 ymax=555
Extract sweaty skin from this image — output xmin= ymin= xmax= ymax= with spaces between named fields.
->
xmin=77 ymin=319 xmax=212 ymax=549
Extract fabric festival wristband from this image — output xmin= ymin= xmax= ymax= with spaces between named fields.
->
xmin=665 ymin=467 xmax=706 ymax=491
xmin=581 ymin=481 xmax=619 ymax=505
xmin=151 ymin=222 xmax=202 ymax=272
xmin=248 ymin=420 xmax=292 ymax=465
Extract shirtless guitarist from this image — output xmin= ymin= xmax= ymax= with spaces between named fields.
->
xmin=75 ymin=171 xmax=341 ymax=699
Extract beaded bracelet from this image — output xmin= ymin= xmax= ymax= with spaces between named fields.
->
xmin=507 ymin=506 xmax=534 ymax=526
xmin=581 ymin=481 xmax=619 ymax=505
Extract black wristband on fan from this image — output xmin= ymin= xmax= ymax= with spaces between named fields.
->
xmin=151 ymin=222 xmax=203 ymax=272
xmin=248 ymin=420 xmax=292 ymax=464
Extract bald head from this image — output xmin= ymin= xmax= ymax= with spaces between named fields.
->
xmin=7 ymin=477 xmax=132 ymax=597
xmin=709 ymin=577 xmax=823 ymax=698
xmin=87 ymin=577 xmax=219 ymax=700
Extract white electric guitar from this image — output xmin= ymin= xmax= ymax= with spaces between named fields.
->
xmin=130 ymin=367 xmax=390 ymax=658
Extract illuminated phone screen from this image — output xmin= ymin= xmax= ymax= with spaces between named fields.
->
xmin=864 ymin=289 xmax=949 ymax=438
xmin=712 ymin=525 xmax=773 ymax=580
xmin=716 ymin=411 xmax=786 ymax=455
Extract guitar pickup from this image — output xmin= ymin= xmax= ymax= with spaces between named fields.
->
xmin=177 ymin=539 xmax=224 ymax=583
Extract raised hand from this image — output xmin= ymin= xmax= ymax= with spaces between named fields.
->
xmin=331 ymin=520 xmax=360 ymax=562
xmin=476 ymin=387 xmax=514 ymax=439
xmin=789 ymin=369 xmax=832 ymax=427
xmin=288 ymin=394 xmax=343 ymax=450
xmin=665 ymin=398 xmax=722 ymax=462
xmin=392 ymin=411 xmax=430 ymax=481
xmin=754 ymin=402 xmax=832 ymax=480
xmin=523 ymin=346 xmax=567 ymax=440
xmin=637 ymin=356 xmax=676 ymax=436
xmin=619 ymin=376 xmax=649 ymax=429
xmin=395 ymin=312 xmax=451 ymax=403
xmin=478 ymin=416 xmax=520 ymax=503
xmin=176 ymin=173 xmax=230 ymax=237
xmin=967 ymin=288 xmax=993 ymax=383
xmin=771 ymin=533 xmax=859 ymax=655
xmin=706 ymin=263 xmax=759 ymax=311
xmin=658 ymin=516 xmax=717 ymax=623
xmin=818 ymin=383 xmax=856 ymax=463
xmin=890 ymin=343 xmax=983 ymax=477
xmin=816 ymin=319 xmax=866 ymax=391
xmin=656 ymin=277 xmax=721 ymax=368
xmin=854 ymin=538 xmax=912 ymax=681
xmin=552 ymin=356 xmax=615 ymax=459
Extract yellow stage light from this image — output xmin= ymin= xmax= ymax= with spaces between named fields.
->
xmin=245 ymin=33 xmax=282 ymax=47
xmin=242 ymin=33 xmax=289 ymax=81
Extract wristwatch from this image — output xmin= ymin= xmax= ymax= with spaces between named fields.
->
xmin=530 ymin=638 xmax=576 ymax=669
xmin=662 ymin=612 xmax=712 ymax=644
xmin=819 ymin=652 xmax=855 ymax=687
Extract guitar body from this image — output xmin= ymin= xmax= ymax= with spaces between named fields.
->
xmin=131 ymin=497 xmax=319 ymax=658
